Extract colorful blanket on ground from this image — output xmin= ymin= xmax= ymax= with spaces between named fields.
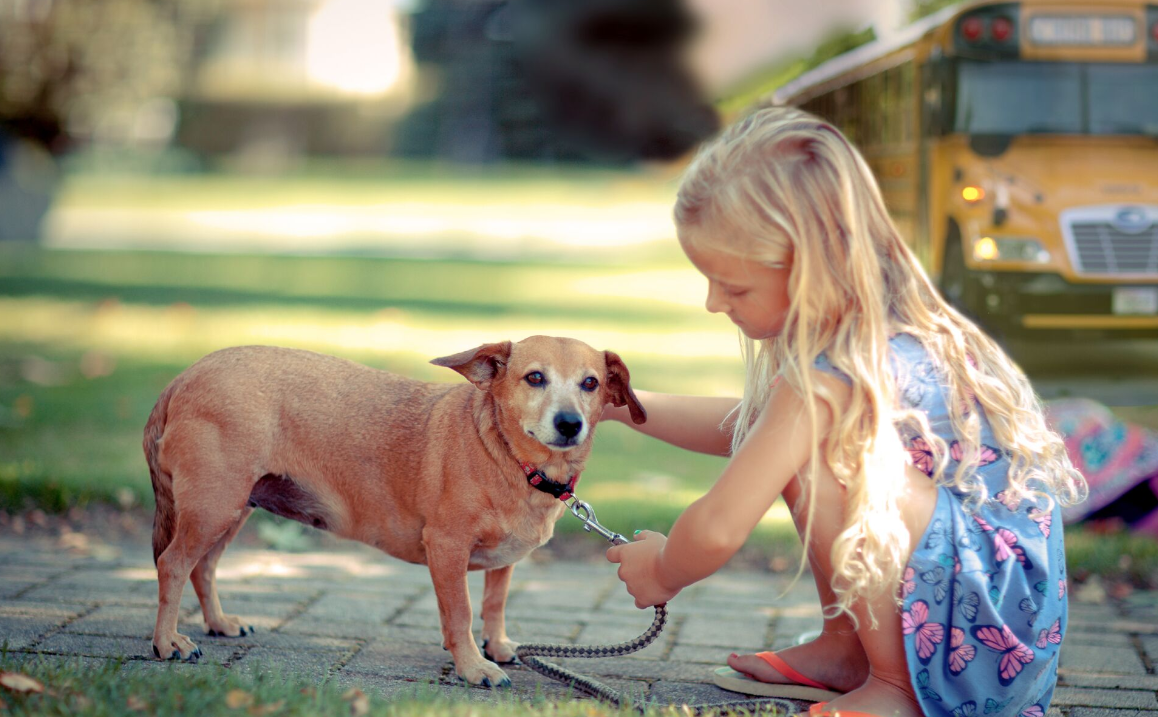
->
xmin=1044 ymin=398 xmax=1158 ymax=523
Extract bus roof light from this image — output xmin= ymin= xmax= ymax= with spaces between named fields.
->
xmin=991 ymin=17 xmax=1014 ymax=42
xmin=962 ymin=186 xmax=985 ymax=203
xmin=962 ymin=16 xmax=985 ymax=43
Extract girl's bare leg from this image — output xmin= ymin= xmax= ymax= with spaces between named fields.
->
xmin=727 ymin=474 xmax=870 ymax=693
xmin=732 ymin=464 xmax=936 ymax=717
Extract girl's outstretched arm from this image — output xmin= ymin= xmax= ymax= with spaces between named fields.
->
xmin=601 ymin=390 xmax=740 ymax=457
xmin=607 ymin=373 xmax=847 ymax=607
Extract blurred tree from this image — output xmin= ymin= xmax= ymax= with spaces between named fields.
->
xmin=0 ymin=0 xmax=222 ymax=240
xmin=397 ymin=0 xmax=718 ymax=164
xmin=0 ymin=0 xmax=222 ymax=154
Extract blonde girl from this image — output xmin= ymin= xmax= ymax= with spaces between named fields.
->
xmin=604 ymin=106 xmax=1086 ymax=717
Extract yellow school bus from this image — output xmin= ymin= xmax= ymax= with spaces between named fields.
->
xmin=774 ymin=0 xmax=1158 ymax=337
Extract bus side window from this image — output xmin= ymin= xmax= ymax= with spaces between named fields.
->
xmin=921 ymin=57 xmax=948 ymax=137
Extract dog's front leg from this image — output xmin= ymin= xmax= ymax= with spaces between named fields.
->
xmin=423 ymin=530 xmax=511 ymax=688
xmin=480 ymin=564 xmax=519 ymax=664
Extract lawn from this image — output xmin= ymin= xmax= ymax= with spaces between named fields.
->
xmin=0 ymin=244 xmax=806 ymax=554
xmin=1 ymin=243 xmax=1155 ymax=585
xmin=0 ymin=653 xmax=735 ymax=717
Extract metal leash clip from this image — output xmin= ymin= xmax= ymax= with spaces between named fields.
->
xmin=566 ymin=497 xmax=628 ymax=546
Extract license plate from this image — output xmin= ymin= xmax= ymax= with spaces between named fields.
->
xmin=1028 ymin=16 xmax=1137 ymax=46
xmin=1112 ymin=287 xmax=1158 ymax=315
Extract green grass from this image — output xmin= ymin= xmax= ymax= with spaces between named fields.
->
xmin=0 ymin=653 xmax=756 ymax=717
xmin=1 ymin=245 xmax=1155 ymax=584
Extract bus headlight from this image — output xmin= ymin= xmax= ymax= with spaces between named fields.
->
xmin=972 ymin=236 xmax=1051 ymax=263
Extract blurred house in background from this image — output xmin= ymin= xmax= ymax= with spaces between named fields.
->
xmin=178 ymin=0 xmax=417 ymax=164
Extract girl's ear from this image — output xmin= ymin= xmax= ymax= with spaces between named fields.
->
xmin=603 ymin=350 xmax=647 ymax=424
xmin=430 ymin=341 xmax=512 ymax=390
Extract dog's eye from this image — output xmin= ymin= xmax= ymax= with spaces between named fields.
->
xmin=581 ymin=377 xmax=599 ymax=392
xmin=525 ymin=372 xmax=545 ymax=386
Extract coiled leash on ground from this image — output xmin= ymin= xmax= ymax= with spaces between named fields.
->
xmin=513 ymin=497 xmax=796 ymax=716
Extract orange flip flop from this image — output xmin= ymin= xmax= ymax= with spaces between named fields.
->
xmin=712 ymin=651 xmax=844 ymax=702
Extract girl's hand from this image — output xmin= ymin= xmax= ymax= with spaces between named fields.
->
xmin=605 ymin=531 xmax=680 ymax=608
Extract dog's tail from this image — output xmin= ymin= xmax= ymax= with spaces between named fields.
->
xmin=144 ymin=378 xmax=181 ymax=566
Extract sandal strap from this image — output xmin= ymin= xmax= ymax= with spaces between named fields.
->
xmin=755 ymin=651 xmax=832 ymax=691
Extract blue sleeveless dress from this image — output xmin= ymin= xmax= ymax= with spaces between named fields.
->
xmin=815 ymin=334 xmax=1066 ymax=717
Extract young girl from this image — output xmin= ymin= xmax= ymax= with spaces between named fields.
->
xmin=603 ymin=107 xmax=1086 ymax=717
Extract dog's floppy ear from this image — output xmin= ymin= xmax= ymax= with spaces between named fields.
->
xmin=603 ymin=350 xmax=646 ymax=424
xmin=431 ymin=341 xmax=513 ymax=390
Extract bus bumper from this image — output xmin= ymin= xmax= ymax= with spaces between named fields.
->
xmin=964 ymin=271 xmax=1158 ymax=339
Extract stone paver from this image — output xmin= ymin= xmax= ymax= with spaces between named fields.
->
xmin=1 ymin=535 xmax=1155 ymax=715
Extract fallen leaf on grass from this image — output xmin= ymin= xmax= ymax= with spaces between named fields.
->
xmin=226 ymin=689 xmax=254 ymax=709
xmin=342 ymin=688 xmax=370 ymax=717
xmin=248 ymin=700 xmax=285 ymax=716
xmin=0 ymin=672 xmax=44 ymax=694
xmin=126 ymin=694 xmax=149 ymax=711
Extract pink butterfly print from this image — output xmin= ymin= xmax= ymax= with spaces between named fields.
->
xmin=994 ymin=528 xmax=1032 ymax=568
xmin=972 ymin=514 xmax=995 ymax=533
xmin=1059 ymin=579 xmax=1067 ymax=599
xmin=907 ymin=436 xmax=936 ymax=477
xmin=1029 ymin=508 xmax=1052 ymax=538
xmin=903 ymin=566 xmax=917 ymax=597
xmin=1020 ymin=705 xmax=1044 ymax=717
xmin=1035 ymin=618 xmax=1062 ymax=649
xmin=971 ymin=624 xmax=1035 ymax=685
xmin=994 ymin=490 xmax=1022 ymax=512
xmin=949 ymin=440 xmax=1001 ymax=466
xmin=903 ymin=599 xmax=945 ymax=664
xmin=947 ymin=627 xmax=976 ymax=675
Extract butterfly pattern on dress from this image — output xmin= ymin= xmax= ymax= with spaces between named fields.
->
xmin=909 ymin=435 xmax=937 ymax=477
xmin=1028 ymin=507 xmax=1052 ymax=538
xmin=953 ymin=583 xmax=980 ymax=622
xmin=971 ymin=624 xmax=1036 ymax=685
xmin=917 ymin=668 xmax=943 ymax=702
xmin=1035 ymin=618 xmax=1062 ymax=649
xmin=994 ymin=528 xmax=1033 ymax=570
xmin=820 ymin=334 xmax=1065 ymax=717
xmin=1019 ymin=597 xmax=1040 ymax=627
xmin=947 ymin=627 xmax=977 ymax=676
xmin=994 ymin=490 xmax=1022 ymax=512
xmin=950 ymin=440 xmax=1002 ymax=467
xmin=952 ymin=701 xmax=978 ymax=717
xmin=1019 ymin=705 xmax=1044 ymax=717
xmin=903 ymin=566 xmax=918 ymax=598
xmin=904 ymin=599 xmax=946 ymax=664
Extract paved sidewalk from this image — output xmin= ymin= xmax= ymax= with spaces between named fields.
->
xmin=1 ymin=536 xmax=1155 ymax=715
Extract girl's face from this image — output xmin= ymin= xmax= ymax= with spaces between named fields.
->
xmin=678 ymin=223 xmax=793 ymax=340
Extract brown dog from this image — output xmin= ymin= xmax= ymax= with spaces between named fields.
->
xmin=143 ymin=336 xmax=645 ymax=686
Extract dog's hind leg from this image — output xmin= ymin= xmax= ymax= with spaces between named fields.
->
xmin=152 ymin=458 xmax=255 ymax=662
xmin=480 ymin=564 xmax=519 ymax=664
xmin=190 ymin=505 xmax=255 ymax=638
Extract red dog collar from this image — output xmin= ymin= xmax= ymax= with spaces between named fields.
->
xmin=520 ymin=462 xmax=578 ymax=501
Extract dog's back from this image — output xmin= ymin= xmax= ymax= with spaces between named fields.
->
xmin=143 ymin=345 xmax=449 ymax=560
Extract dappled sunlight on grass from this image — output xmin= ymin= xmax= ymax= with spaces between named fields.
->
xmin=0 ymin=296 xmax=744 ymax=393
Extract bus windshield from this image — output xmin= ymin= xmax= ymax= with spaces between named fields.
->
xmin=953 ymin=61 xmax=1158 ymax=137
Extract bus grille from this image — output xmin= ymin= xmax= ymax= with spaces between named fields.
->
xmin=1070 ymin=222 xmax=1158 ymax=275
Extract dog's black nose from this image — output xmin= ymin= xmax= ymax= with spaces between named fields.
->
xmin=554 ymin=412 xmax=583 ymax=439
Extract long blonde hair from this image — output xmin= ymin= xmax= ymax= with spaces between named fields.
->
xmin=674 ymin=106 xmax=1086 ymax=625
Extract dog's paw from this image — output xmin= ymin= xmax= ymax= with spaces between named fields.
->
xmin=205 ymin=615 xmax=255 ymax=638
xmin=152 ymin=633 xmax=202 ymax=662
xmin=456 ymin=660 xmax=512 ymax=689
xmin=481 ymin=637 xmax=521 ymax=665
